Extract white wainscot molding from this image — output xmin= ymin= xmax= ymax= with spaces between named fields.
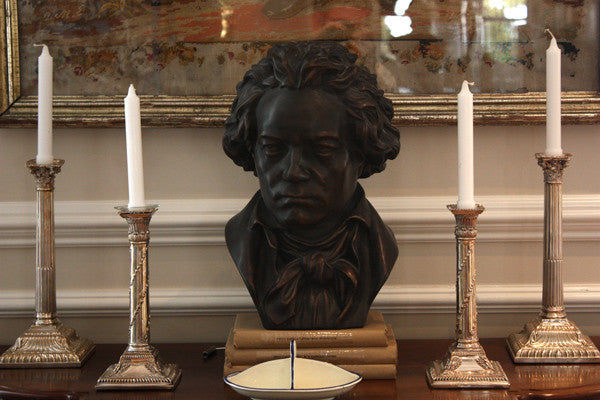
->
xmin=1 ymin=194 xmax=599 ymax=248
xmin=1 ymin=284 xmax=599 ymax=319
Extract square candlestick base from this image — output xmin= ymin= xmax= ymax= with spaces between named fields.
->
xmin=426 ymin=342 xmax=510 ymax=389
xmin=0 ymin=321 xmax=95 ymax=368
xmin=507 ymin=316 xmax=600 ymax=363
xmin=96 ymin=346 xmax=181 ymax=390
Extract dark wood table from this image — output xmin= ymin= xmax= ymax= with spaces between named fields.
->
xmin=1 ymin=338 xmax=600 ymax=399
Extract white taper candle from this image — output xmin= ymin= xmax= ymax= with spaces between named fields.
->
xmin=457 ymin=81 xmax=476 ymax=210
xmin=36 ymin=44 xmax=53 ymax=165
xmin=124 ymin=85 xmax=146 ymax=208
xmin=545 ymin=29 xmax=563 ymax=157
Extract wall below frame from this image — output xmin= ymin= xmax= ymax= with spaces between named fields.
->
xmin=0 ymin=125 xmax=598 ymax=344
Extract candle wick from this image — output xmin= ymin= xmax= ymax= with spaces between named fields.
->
xmin=544 ymin=29 xmax=555 ymax=41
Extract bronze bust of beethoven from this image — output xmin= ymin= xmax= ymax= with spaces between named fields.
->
xmin=223 ymin=41 xmax=400 ymax=330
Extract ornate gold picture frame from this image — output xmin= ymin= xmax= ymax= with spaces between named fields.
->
xmin=0 ymin=0 xmax=598 ymax=127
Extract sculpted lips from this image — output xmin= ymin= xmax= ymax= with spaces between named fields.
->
xmin=274 ymin=191 xmax=320 ymax=207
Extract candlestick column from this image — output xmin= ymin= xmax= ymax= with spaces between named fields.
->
xmin=541 ymin=155 xmax=565 ymax=319
xmin=507 ymin=153 xmax=600 ymax=363
xmin=455 ymin=208 xmax=479 ymax=348
xmin=33 ymin=160 xmax=60 ymax=324
xmin=0 ymin=160 xmax=95 ymax=368
xmin=126 ymin=208 xmax=151 ymax=349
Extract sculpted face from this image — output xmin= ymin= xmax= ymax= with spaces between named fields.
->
xmin=253 ymin=88 xmax=364 ymax=239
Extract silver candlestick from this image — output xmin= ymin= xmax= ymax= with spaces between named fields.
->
xmin=426 ymin=205 xmax=509 ymax=389
xmin=96 ymin=205 xmax=181 ymax=390
xmin=507 ymin=153 xmax=600 ymax=363
xmin=0 ymin=159 xmax=95 ymax=368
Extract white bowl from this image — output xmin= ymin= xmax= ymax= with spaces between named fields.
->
xmin=224 ymin=357 xmax=362 ymax=400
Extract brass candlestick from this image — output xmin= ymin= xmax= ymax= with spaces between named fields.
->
xmin=426 ymin=205 xmax=509 ymax=388
xmin=507 ymin=153 xmax=600 ymax=363
xmin=0 ymin=159 xmax=95 ymax=368
xmin=96 ymin=205 xmax=181 ymax=390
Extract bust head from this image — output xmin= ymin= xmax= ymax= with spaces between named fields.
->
xmin=252 ymin=87 xmax=362 ymax=239
xmin=224 ymin=41 xmax=400 ymax=238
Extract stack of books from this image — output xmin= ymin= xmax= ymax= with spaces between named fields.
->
xmin=223 ymin=310 xmax=397 ymax=379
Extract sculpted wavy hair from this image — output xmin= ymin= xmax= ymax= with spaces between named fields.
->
xmin=223 ymin=41 xmax=400 ymax=178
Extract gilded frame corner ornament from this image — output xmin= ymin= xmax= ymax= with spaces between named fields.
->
xmin=0 ymin=0 xmax=598 ymax=128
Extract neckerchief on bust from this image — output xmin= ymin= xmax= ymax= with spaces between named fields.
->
xmin=264 ymin=218 xmax=361 ymax=327
xmin=256 ymin=188 xmax=366 ymax=328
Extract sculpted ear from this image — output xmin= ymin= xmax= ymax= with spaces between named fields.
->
xmin=249 ymin=143 xmax=259 ymax=177
xmin=350 ymin=149 xmax=366 ymax=178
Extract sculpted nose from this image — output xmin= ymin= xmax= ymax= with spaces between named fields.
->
xmin=283 ymin=148 xmax=310 ymax=182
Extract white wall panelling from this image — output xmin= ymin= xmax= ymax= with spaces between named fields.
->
xmin=1 ymin=284 xmax=598 ymax=319
xmin=1 ymin=194 xmax=599 ymax=248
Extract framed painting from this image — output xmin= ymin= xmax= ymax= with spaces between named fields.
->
xmin=0 ymin=0 xmax=598 ymax=127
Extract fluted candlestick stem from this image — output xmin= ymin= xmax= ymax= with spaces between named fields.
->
xmin=539 ymin=154 xmax=567 ymax=318
xmin=33 ymin=159 xmax=61 ymax=324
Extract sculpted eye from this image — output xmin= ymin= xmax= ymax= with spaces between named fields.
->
xmin=262 ymin=143 xmax=283 ymax=156
xmin=314 ymin=140 xmax=340 ymax=157
xmin=256 ymin=135 xmax=286 ymax=158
